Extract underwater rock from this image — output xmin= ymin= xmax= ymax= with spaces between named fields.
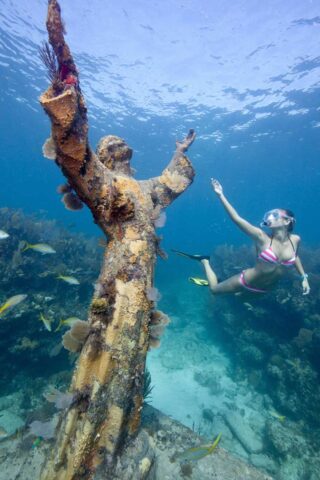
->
xmin=0 ymin=405 xmax=273 ymax=480
xmin=205 ymin=414 xmax=251 ymax=461
xmin=160 ymin=332 xmax=224 ymax=371
xmin=310 ymin=328 xmax=320 ymax=369
xmin=0 ymin=393 xmax=22 ymax=412
xmin=240 ymin=344 xmax=265 ymax=365
xmin=0 ymin=410 xmax=24 ymax=441
xmin=209 ymin=415 xmax=233 ymax=441
xmin=224 ymin=411 xmax=264 ymax=454
xmin=265 ymin=420 xmax=309 ymax=458
xmin=194 ymin=370 xmax=222 ymax=395
xmin=139 ymin=405 xmax=272 ymax=480
xmin=266 ymin=364 xmax=282 ymax=381
xmin=277 ymin=455 xmax=306 ymax=480
xmin=293 ymin=327 xmax=313 ymax=349
xmin=241 ymin=330 xmax=274 ymax=353
xmin=269 ymin=354 xmax=285 ymax=368
xmin=247 ymin=370 xmax=263 ymax=388
xmin=307 ymin=457 xmax=320 ymax=480
xmin=249 ymin=453 xmax=278 ymax=475
xmin=224 ymin=437 xmax=249 ymax=461
xmin=268 ymin=357 xmax=320 ymax=426
xmin=160 ymin=349 xmax=185 ymax=370
xmin=202 ymin=408 xmax=214 ymax=423
xmin=10 ymin=336 xmax=39 ymax=353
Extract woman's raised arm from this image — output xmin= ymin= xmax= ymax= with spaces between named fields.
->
xmin=211 ymin=179 xmax=264 ymax=241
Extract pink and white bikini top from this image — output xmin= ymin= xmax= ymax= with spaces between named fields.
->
xmin=258 ymin=237 xmax=296 ymax=267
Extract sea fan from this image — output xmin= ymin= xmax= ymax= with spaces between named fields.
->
xmin=70 ymin=320 xmax=90 ymax=342
xmin=61 ymin=192 xmax=83 ymax=211
xmin=146 ymin=287 xmax=162 ymax=302
xmin=44 ymin=387 xmax=73 ymax=410
xmin=42 ymin=136 xmax=57 ymax=160
xmin=39 ymin=41 xmax=59 ymax=85
xmin=148 ymin=310 xmax=170 ymax=350
xmin=56 ymin=183 xmax=72 ymax=194
xmin=62 ymin=331 xmax=82 ymax=352
xmin=29 ymin=419 xmax=56 ymax=440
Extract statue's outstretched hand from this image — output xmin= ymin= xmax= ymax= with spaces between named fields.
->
xmin=211 ymin=178 xmax=223 ymax=197
xmin=176 ymin=129 xmax=196 ymax=153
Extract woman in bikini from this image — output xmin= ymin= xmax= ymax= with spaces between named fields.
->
xmin=175 ymin=179 xmax=310 ymax=295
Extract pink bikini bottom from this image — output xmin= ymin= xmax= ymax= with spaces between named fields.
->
xmin=239 ymin=271 xmax=267 ymax=294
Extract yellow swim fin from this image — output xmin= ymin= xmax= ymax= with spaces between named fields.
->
xmin=188 ymin=277 xmax=209 ymax=286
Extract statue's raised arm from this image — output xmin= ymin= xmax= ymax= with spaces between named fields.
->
xmin=142 ymin=129 xmax=196 ymax=209
xmin=40 ymin=0 xmax=114 ymax=227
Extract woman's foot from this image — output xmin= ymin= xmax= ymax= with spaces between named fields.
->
xmin=201 ymin=258 xmax=210 ymax=266
xmin=201 ymin=258 xmax=218 ymax=288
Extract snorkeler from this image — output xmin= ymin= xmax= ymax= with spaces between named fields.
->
xmin=174 ymin=179 xmax=310 ymax=296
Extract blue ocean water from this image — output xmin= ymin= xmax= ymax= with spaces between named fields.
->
xmin=0 ymin=0 xmax=320 ymax=478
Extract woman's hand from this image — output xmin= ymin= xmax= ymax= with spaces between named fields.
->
xmin=211 ymin=178 xmax=223 ymax=197
xmin=302 ymin=278 xmax=310 ymax=295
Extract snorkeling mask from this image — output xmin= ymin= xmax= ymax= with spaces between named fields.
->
xmin=260 ymin=209 xmax=295 ymax=228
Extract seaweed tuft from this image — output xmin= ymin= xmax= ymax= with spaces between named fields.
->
xmin=39 ymin=41 xmax=60 ymax=91
xmin=143 ymin=368 xmax=154 ymax=403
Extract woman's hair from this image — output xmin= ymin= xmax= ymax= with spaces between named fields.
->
xmin=282 ymin=208 xmax=296 ymax=232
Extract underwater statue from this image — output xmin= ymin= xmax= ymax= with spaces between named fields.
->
xmin=39 ymin=1 xmax=195 ymax=479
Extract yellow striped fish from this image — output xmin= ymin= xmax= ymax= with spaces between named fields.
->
xmin=174 ymin=433 xmax=222 ymax=462
xmin=0 ymin=294 xmax=27 ymax=317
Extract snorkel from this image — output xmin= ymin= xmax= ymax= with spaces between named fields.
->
xmin=260 ymin=209 xmax=295 ymax=228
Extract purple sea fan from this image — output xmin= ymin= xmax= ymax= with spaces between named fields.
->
xmin=150 ymin=310 xmax=170 ymax=326
xmin=154 ymin=211 xmax=167 ymax=228
xmin=61 ymin=192 xmax=83 ymax=211
xmin=70 ymin=320 xmax=90 ymax=342
xmin=44 ymin=387 xmax=73 ymax=410
xmin=62 ymin=331 xmax=82 ymax=352
xmin=93 ymin=281 xmax=104 ymax=297
xmin=149 ymin=323 xmax=165 ymax=338
xmin=53 ymin=392 xmax=73 ymax=409
xmin=29 ymin=419 xmax=56 ymax=440
xmin=57 ymin=183 xmax=72 ymax=194
xmin=146 ymin=287 xmax=162 ymax=302
xmin=148 ymin=309 xmax=170 ymax=350
xmin=42 ymin=136 xmax=57 ymax=160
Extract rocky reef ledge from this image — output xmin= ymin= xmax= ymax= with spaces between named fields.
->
xmin=0 ymin=405 xmax=272 ymax=480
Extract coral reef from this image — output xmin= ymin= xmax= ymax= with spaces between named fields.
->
xmin=1 ymin=216 xmax=320 ymax=478
xmin=204 ymin=242 xmax=320 ymax=477
xmin=0 ymin=207 xmax=101 ymax=393
xmin=0 ymin=405 xmax=273 ymax=480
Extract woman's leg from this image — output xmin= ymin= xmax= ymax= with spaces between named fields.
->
xmin=201 ymin=259 xmax=243 ymax=294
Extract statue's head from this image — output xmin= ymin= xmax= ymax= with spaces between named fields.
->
xmin=97 ymin=135 xmax=133 ymax=175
